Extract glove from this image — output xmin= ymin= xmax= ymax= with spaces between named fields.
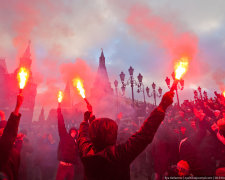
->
xmin=159 ymin=91 xmax=174 ymax=111
xmin=89 ymin=115 xmax=96 ymax=124
xmin=84 ymin=111 xmax=91 ymax=122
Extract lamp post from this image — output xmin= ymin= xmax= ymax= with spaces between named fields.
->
xmin=203 ymin=91 xmax=208 ymax=101
xmin=194 ymin=90 xmax=198 ymax=101
xmin=198 ymin=86 xmax=203 ymax=100
xmin=120 ymin=66 xmax=137 ymax=106
xmin=114 ymin=80 xmax=119 ymax=114
xmin=136 ymin=73 xmax=146 ymax=106
xmin=146 ymin=82 xmax=162 ymax=106
xmin=165 ymin=72 xmax=184 ymax=106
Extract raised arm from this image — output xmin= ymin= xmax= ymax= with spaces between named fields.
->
xmin=57 ymin=107 xmax=68 ymax=138
xmin=116 ymin=91 xmax=174 ymax=164
xmin=78 ymin=111 xmax=94 ymax=158
xmin=0 ymin=94 xmax=23 ymax=164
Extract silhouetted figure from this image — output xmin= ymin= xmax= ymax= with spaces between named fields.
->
xmin=56 ymin=107 xmax=79 ymax=180
xmin=78 ymin=91 xmax=174 ymax=180
xmin=0 ymin=94 xmax=24 ymax=180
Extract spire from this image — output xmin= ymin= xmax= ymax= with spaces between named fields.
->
xmin=91 ymin=49 xmax=113 ymax=97
xmin=23 ymin=40 xmax=31 ymax=59
xmin=99 ymin=48 xmax=105 ymax=67
xmin=100 ymin=48 xmax=104 ymax=58
xmin=19 ymin=40 xmax=32 ymax=69
xmin=38 ymin=107 xmax=45 ymax=122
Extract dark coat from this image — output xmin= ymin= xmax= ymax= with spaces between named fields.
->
xmin=179 ymin=120 xmax=225 ymax=176
xmin=78 ymin=108 xmax=165 ymax=180
xmin=0 ymin=113 xmax=21 ymax=180
xmin=57 ymin=110 xmax=78 ymax=164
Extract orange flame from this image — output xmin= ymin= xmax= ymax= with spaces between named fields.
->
xmin=73 ymin=78 xmax=85 ymax=98
xmin=223 ymin=91 xmax=225 ymax=98
xmin=174 ymin=57 xmax=189 ymax=80
xmin=58 ymin=91 xmax=63 ymax=103
xmin=17 ymin=67 xmax=29 ymax=89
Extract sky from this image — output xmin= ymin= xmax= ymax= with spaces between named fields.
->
xmin=0 ymin=0 xmax=225 ymax=119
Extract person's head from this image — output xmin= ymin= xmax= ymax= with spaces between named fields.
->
xmin=177 ymin=160 xmax=190 ymax=177
xmin=69 ymin=127 xmax=77 ymax=139
xmin=216 ymin=167 xmax=225 ymax=177
xmin=222 ymin=110 xmax=225 ymax=119
xmin=217 ymin=118 xmax=225 ymax=137
xmin=214 ymin=110 xmax=221 ymax=118
xmin=179 ymin=110 xmax=185 ymax=118
xmin=190 ymin=120 xmax=196 ymax=130
xmin=89 ymin=118 xmax=118 ymax=151
xmin=180 ymin=126 xmax=186 ymax=135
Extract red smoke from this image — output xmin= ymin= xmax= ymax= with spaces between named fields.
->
xmin=60 ymin=58 xmax=95 ymax=96
xmin=126 ymin=5 xmax=198 ymax=62
xmin=212 ymin=69 xmax=225 ymax=92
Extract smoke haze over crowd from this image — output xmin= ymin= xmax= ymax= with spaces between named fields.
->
xmin=0 ymin=0 xmax=225 ymax=119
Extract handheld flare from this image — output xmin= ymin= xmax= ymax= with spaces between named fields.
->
xmin=170 ymin=57 xmax=189 ymax=92
xmin=170 ymin=80 xmax=179 ymax=92
xmin=58 ymin=91 xmax=63 ymax=103
xmin=174 ymin=57 xmax=189 ymax=80
xmin=73 ymin=78 xmax=85 ymax=98
xmin=17 ymin=67 xmax=29 ymax=93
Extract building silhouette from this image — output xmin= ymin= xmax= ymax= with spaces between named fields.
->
xmin=91 ymin=49 xmax=113 ymax=98
xmin=0 ymin=42 xmax=37 ymax=125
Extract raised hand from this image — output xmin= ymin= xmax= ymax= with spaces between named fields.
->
xmin=159 ymin=91 xmax=174 ymax=111
xmin=14 ymin=94 xmax=24 ymax=116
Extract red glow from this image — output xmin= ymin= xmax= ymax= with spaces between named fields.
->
xmin=174 ymin=57 xmax=189 ymax=80
xmin=73 ymin=78 xmax=85 ymax=98
xmin=58 ymin=91 xmax=63 ymax=103
xmin=17 ymin=67 xmax=29 ymax=89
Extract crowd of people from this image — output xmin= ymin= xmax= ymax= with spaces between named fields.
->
xmin=0 ymin=90 xmax=225 ymax=180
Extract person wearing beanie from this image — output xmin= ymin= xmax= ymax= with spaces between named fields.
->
xmin=0 ymin=94 xmax=24 ymax=180
xmin=176 ymin=160 xmax=190 ymax=177
xmin=55 ymin=107 xmax=80 ymax=180
xmin=78 ymin=91 xmax=174 ymax=180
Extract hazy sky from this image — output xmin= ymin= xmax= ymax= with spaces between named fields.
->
xmin=0 ymin=0 xmax=225 ymax=117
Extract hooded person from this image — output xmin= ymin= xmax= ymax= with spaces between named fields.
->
xmin=78 ymin=91 xmax=174 ymax=180
xmin=0 ymin=94 xmax=24 ymax=180
xmin=56 ymin=107 xmax=80 ymax=180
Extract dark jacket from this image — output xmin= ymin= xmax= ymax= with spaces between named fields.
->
xmin=0 ymin=112 xmax=21 ymax=180
xmin=57 ymin=110 xmax=78 ymax=164
xmin=78 ymin=107 xmax=165 ymax=180
xmin=179 ymin=119 xmax=225 ymax=176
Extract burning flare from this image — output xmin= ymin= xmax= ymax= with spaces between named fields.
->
xmin=174 ymin=57 xmax=189 ymax=80
xmin=17 ymin=67 xmax=29 ymax=89
xmin=58 ymin=91 xmax=63 ymax=103
xmin=73 ymin=78 xmax=85 ymax=98
xmin=223 ymin=91 xmax=225 ymax=98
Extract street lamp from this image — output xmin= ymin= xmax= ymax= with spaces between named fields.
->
xmin=194 ymin=90 xmax=198 ymax=101
xmin=146 ymin=82 xmax=162 ymax=106
xmin=165 ymin=72 xmax=184 ymax=106
xmin=203 ymin=91 xmax=208 ymax=100
xmin=136 ymin=73 xmax=146 ymax=106
xmin=198 ymin=86 xmax=203 ymax=100
xmin=120 ymin=66 xmax=136 ymax=106
xmin=114 ymin=80 xmax=119 ymax=115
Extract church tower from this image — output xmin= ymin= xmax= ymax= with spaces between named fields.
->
xmin=19 ymin=40 xmax=32 ymax=69
xmin=91 ymin=49 xmax=113 ymax=98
